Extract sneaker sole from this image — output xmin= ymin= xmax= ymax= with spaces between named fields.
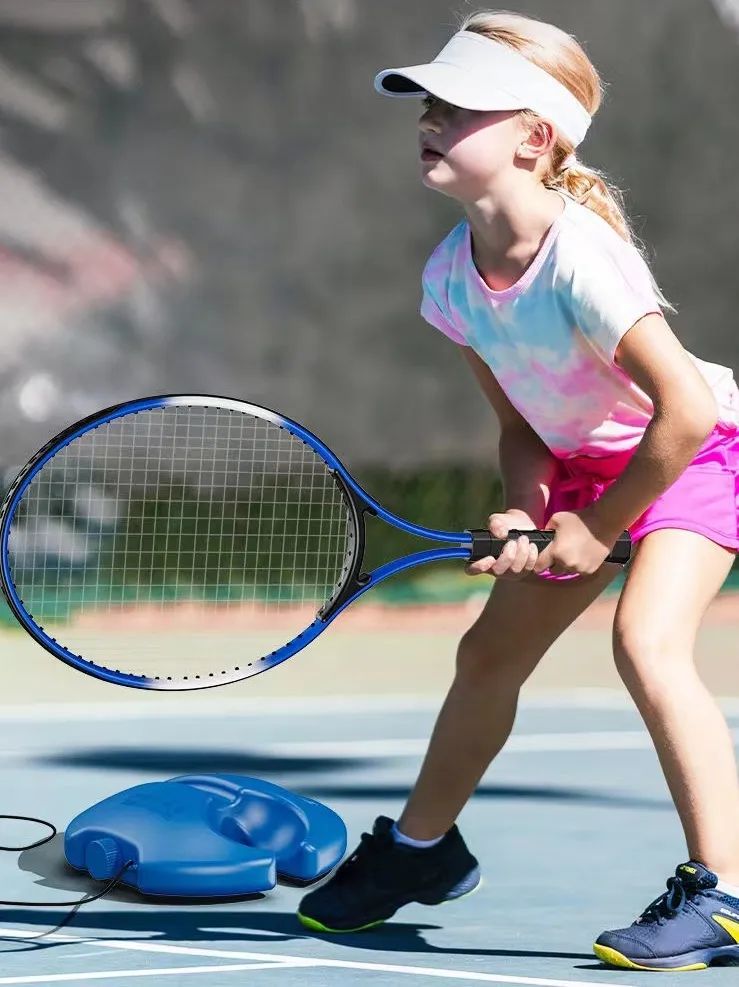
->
xmin=297 ymin=875 xmax=483 ymax=934
xmin=593 ymin=942 xmax=739 ymax=971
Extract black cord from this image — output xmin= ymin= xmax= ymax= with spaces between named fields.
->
xmin=0 ymin=815 xmax=134 ymax=941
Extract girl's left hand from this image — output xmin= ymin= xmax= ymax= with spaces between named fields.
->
xmin=532 ymin=510 xmax=614 ymax=577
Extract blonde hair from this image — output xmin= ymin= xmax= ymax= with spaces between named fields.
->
xmin=458 ymin=8 xmax=676 ymax=313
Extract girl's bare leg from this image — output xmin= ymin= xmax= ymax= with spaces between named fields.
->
xmin=612 ymin=529 xmax=739 ymax=880
xmin=398 ymin=563 xmax=623 ymax=839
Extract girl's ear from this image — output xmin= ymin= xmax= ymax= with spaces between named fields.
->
xmin=519 ymin=118 xmax=557 ymax=159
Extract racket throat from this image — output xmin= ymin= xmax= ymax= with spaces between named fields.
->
xmin=315 ymin=495 xmax=372 ymax=622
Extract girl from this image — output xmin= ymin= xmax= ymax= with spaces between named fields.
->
xmin=298 ymin=9 xmax=739 ymax=972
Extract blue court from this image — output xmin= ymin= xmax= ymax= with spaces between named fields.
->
xmin=1 ymin=693 xmax=739 ymax=985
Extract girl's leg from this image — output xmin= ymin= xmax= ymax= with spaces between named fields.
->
xmin=612 ymin=528 xmax=739 ymax=880
xmin=398 ymin=561 xmax=623 ymax=840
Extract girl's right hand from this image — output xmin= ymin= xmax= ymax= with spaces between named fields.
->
xmin=465 ymin=508 xmax=540 ymax=581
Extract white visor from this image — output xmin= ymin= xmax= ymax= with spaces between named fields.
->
xmin=374 ymin=30 xmax=591 ymax=148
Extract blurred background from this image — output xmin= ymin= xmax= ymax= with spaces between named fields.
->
xmin=0 ymin=0 xmax=737 ymax=619
xmin=1 ymin=10 xmax=738 ymax=980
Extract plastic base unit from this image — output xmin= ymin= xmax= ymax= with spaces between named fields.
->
xmin=64 ymin=774 xmax=347 ymax=897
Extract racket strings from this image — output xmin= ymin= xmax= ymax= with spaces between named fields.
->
xmin=7 ymin=405 xmax=355 ymax=682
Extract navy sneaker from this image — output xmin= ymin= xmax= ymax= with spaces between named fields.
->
xmin=594 ymin=861 xmax=739 ymax=970
xmin=297 ymin=815 xmax=481 ymax=933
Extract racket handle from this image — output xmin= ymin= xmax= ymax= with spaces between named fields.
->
xmin=466 ymin=528 xmax=632 ymax=565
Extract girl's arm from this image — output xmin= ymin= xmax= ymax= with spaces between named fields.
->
xmin=461 ymin=348 xmax=560 ymax=527
xmin=584 ymin=313 xmax=719 ymax=540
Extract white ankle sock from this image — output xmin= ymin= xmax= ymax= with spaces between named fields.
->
xmin=391 ymin=821 xmax=444 ymax=848
xmin=716 ymin=878 xmax=739 ymax=899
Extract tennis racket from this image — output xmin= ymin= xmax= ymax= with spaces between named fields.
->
xmin=0 ymin=395 xmax=631 ymax=690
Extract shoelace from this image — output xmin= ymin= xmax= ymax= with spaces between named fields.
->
xmin=638 ymin=876 xmax=704 ymax=926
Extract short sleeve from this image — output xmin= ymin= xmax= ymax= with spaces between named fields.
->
xmin=420 ymin=259 xmax=468 ymax=346
xmin=568 ymin=234 xmax=664 ymax=364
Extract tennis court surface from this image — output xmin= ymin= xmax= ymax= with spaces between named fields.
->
xmin=0 ymin=589 xmax=738 ymax=986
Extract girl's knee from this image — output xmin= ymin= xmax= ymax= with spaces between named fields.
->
xmin=612 ymin=624 xmax=688 ymax=694
xmin=456 ymin=629 xmax=488 ymax=672
xmin=455 ymin=628 xmax=529 ymax=687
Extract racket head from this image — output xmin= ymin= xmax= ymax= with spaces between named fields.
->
xmin=0 ymin=395 xmax=366 ymax=690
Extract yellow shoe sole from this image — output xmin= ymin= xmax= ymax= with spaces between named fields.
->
xmin=593 ymin=943 xmax=708 ymax=972
xmin=297 ymin=876 xmax=483 ymax=934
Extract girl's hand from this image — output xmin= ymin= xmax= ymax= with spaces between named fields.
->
xmin=532 ymin=510 xmax=611 ymax=577
xmin=465 ymin=508 xmax=539 ymax=581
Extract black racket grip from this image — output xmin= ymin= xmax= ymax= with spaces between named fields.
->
xmin=467 ymin=528 xmax=632 ymax=564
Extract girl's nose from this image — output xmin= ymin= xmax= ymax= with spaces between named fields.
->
xmin=419 ymin=113 xmax=441 ymax=134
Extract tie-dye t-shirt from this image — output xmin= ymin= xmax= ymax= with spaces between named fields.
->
xmin=420 ymin=189 xmax=739 ymax=459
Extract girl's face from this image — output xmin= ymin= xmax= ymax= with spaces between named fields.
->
xmin=418 ymin=94 xmax=527 ymax=200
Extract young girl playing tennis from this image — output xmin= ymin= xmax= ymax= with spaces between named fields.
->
xmin=298 ymin=9 xmax=739 ymax=971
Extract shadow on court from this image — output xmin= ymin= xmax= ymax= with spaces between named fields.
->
xmin=0 ymin=906 xmax=596 ymax=964
xmin=38 ymin=747 xmax=672 ymax=811
xmin=38 ymin=748 xmax=374 ymax=776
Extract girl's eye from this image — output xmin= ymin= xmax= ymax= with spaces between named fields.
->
xmin=422 ymin=94 xmax=456 ymax=115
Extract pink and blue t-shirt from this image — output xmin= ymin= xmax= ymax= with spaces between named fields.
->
xmin=420 ymin=189 xmax=739 ymax=459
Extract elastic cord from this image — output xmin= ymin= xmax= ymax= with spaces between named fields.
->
xmin=0 ymin=815 xmax=134 ymax=941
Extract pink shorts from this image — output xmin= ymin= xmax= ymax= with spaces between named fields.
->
xmin=536 ymin=421 xmax=739 ymax=581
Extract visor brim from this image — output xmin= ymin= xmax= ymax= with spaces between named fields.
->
xmin=373 ymin=62 xmax=524 ymax=113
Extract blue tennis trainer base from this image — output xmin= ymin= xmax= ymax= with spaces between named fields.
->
xmin=64 ymin=774 xmax=347 ymax=897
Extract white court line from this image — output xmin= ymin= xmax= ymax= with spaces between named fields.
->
xmin=199 ymin=727 xmax=739 ymax=756
xmin=0 ymin=963 xmax=305 ymax=984
xmin=0 ymin=929 xmax=640 ymax=986
xmin=1 ymin=729 xmax=736 ymax=762
xmin=253 ymin=731 xmax=655 ymax=757
xmin=58 ymin=951 xmax=115 ymax=960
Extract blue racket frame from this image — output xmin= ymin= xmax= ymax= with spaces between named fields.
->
xmin=0 ymin=395 xmax=476 ymax=690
